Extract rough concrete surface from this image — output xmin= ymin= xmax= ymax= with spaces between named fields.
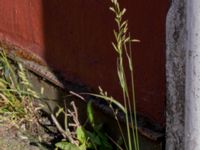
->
xmin=185 ymin=0 xmax=200 ymax=149
xmin=166 ymin=0 xmax=186 ymax=149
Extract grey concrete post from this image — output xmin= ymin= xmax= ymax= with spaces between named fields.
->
xmin=166 ymin=0 xmax=186 ymax=149
xmin=184 ymin=0 xmax=200 ymax=149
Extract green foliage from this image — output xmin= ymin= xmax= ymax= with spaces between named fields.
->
xmin=0 ymin=50 xmax=39 ymax=126
xmin=54 ymin=101 xmax=113 ymax=150
xmin=86 ymin=102 xmax=112 ymax=150
xmin=87 ymin=101 xmax=95 ymax=127
xmin=56 ymin=142 xmax=80 ymax=150
xmin=76 ymin=126 xmax=87 ymax=144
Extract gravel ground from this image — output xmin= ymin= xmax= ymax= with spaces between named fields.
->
xmin=0 ymin=111 xmax=61 ymax=150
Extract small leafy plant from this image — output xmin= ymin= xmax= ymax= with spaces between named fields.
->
xmin=53 ymin=100 xmax=112 ymax=150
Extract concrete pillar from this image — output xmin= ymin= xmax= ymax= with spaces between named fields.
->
xmin=166 ymin=0 xmax=200 ymax=149
xmin=185 ymin=0 xmax=200 ymax=149
xmin=166 ymin=0 xmax=186 ymax=149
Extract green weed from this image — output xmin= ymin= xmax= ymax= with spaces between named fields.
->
xmin=88 ymin=0 xmax=140 ymax=149
xmin=53 ymin=91 xmax=132 ymax=150
xmin=55 ymin=0 xmax=140 ymax=149
xmin=0 ymin=50 xmax=39 ymax=127
xmin=53 ymin=100 xmax=112 ymax=150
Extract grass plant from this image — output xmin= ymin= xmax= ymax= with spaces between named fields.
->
xmin=89 ymin=0 xmax=140 ymax=149
xmin=0 ymin=49 xmax=39 ymax=127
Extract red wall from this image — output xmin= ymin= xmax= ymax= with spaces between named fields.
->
xmin=0 ymin=0 xmax=169 ymax=126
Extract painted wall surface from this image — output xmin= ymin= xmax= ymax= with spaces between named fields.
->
xmin=0 ymin=0 xmax=169 ymax=125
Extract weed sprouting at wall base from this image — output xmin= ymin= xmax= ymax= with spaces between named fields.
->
xmin=46 ymin=0 xmax=140 ymax=149
xmin=0 ymin=50 xmax=39 ymax=127
xmin=90 ymin=0 xmax=140 ymax=149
